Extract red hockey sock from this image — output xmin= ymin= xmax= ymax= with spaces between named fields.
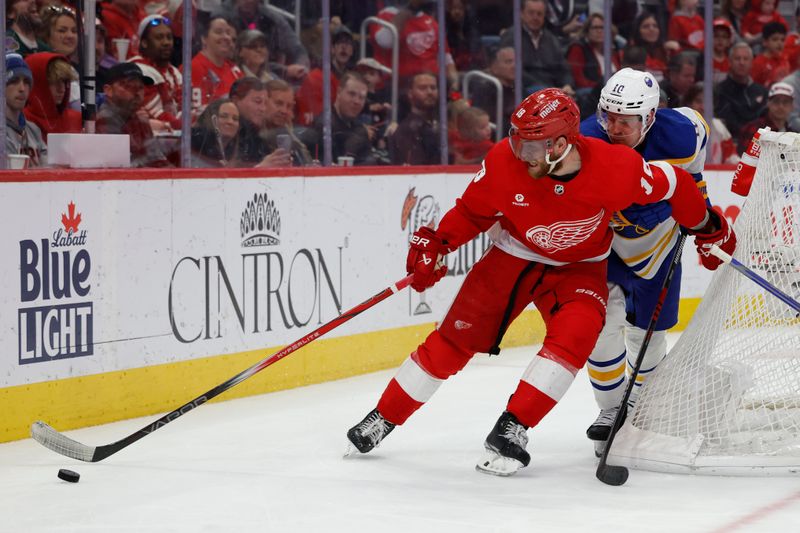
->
xmin=377 ymin=378 xmax=425 ymax=425
xmin=506 ymin=380 xmax=558 ymax=428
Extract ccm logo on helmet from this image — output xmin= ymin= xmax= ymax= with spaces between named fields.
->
xmin=539 ymin=99 xmax=560 ymax=118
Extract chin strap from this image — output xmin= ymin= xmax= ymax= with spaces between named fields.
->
xmin=545 ymin=143 xmax=573 ymax=174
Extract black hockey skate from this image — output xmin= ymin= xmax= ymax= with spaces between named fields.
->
xmin=587 ymin=406 xmax=626 ymax=457
xmin=345 ymin=408 xmax=396 ymax=455
xmin=475 ymin=411 xmax=530 ymax=476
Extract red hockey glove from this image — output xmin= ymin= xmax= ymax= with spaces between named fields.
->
xmin=731 ymin=130 xmax=762 ymax=197
xmin=688 ymin=207 xmax=737 ymax=270
xmin=406 ymin=226 xmax=448 ymax=292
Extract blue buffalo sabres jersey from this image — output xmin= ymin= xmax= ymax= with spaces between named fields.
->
xmin=580 ymin=107 xmax=710 ymax=279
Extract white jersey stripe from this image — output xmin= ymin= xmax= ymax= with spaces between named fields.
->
xmin=650 ymin=160 xmax=677 ymax=200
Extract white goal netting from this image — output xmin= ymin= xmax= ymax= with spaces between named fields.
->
xmin=608 ymin=130 xmax=800 ymax=475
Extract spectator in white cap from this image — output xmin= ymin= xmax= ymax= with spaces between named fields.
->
xmin=356 ymin=57 xmax=393 ymax=148
xmin=738 ymin=81 xmax=797 ymax=152
xmin=130 ymin=14 xmax=184 ymax=132
xmin=5 ymin=53 xmax=47 ymax=167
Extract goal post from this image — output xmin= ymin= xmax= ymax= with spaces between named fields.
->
xmin=607 ymin=129 xmax=800 ymax=476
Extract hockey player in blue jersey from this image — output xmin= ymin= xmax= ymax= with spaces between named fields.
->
xmin=580 ymin=67 xmax=714 ymax=455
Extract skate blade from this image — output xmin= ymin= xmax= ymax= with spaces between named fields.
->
xmin=475 ymin=450 xmax=523 ymax=477
xmin=344 ymin=441 xmax=358 ymax=458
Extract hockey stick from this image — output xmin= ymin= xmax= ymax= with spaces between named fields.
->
xmin=709 ymin=245 xmax=800 ymax=314
xmin=596 ymin=232 xmax=687 ymax=486
xmin=31 ymin=274 xmax=414 ymax=462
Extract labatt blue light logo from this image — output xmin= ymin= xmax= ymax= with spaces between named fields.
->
xmin=18 ymin=202 xmax=93 ymax=364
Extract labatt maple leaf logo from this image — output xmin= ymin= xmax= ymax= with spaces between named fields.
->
xmin=61 ymin=202 xmax=82 ymax=234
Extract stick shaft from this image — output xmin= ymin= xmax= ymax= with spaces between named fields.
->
xmin=597 ymin=232 xmax=687 ymax=485
xmin=710 ymin=245 xmax=800 ymax=313
xmin=32 ymin=275 xmax=413 ymax=462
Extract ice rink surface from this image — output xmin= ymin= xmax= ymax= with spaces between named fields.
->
xmin=2 ymin=336 xmax=799 ymax=533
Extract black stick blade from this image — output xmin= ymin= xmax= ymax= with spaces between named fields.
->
xmin=596 ymin=463 xmax=629 ymax=486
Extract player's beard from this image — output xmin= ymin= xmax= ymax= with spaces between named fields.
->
xmin=526 ymin=159 xmax=549 ymax=179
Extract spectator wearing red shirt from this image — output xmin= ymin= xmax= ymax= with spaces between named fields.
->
xmin=668 ymin=0 xmax=705 ymax=51
xmin=371 ymin=0 xmax=458 ymax=91
xmin=451 ymin=106 xmax=493 ymax=164
xmin=712 ymin=18 xmax=735 ymax=83
xmin=23 ymin=52 xmax=81 ymax=140
xmin=294 ymin=25 xmax=355 ymax=126
xmin=629 ymin=12 xmax=679 ymax=82
xmin=566 ymin=14 xmax=619 ymax=91
xmin=751 ymin=21 xmax=791 ymax=87
xmin=97 ymin=62 xmax=171 ymax=168
xmin=782 ymin=8 xmax=800 ymax=63
xmin=191 ymin=15 xmax=244 ymax=113
xmin=741 ymin=0 xmax=787 ymax=41
xmin=100 ymin=0 xmax=146 ymax=61
xmin=130 ymin=15 xmax=183 ymax=131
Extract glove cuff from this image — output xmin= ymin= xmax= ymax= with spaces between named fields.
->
xmin=688 ymin=208 xmax=720 ymax=236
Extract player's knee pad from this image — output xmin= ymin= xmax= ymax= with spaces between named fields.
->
xmin=587 ymin=283 xmax=627 ymax=397
xmin=544 ymin=301 xmax=606 ymax=371
xmin=413 ymin=330 xmax=474 ymax=380
xmin=588 ymin=333 xmax=626 ymax=368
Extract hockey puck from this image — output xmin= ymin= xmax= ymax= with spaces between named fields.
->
xmin=57 ymin=469 xmax=80 ymax=483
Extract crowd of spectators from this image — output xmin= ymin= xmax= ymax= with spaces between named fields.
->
xmin=5 ymin=0 xmax=800 ymax=169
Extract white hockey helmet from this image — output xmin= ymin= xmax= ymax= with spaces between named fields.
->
xmin=597 ymin=68 xmax=660 ymax=148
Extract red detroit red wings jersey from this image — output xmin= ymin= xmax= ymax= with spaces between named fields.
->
xmin=436 ymin=136 xmax=706 ymax=265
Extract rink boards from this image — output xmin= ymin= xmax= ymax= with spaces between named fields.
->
xmin=0 ymin=166 xmax=742 ymax=442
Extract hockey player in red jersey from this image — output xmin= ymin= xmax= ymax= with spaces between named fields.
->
xmin=345 ymin=88 xmax=737 ymax=476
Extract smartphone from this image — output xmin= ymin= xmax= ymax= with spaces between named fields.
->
xmin=276 ymin=133 xmax=292 ymax=151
